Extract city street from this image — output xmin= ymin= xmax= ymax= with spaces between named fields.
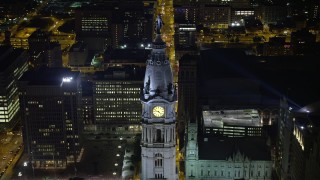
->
xmin=0 ymin=131 xmax=23 ymax=180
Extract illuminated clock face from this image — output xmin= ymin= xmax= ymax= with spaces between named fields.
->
xmin=152 ymin=106 xmax=165 ymax=117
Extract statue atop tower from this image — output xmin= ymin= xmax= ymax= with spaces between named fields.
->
xmin=155 ymin=14 xmax=164 ymax=34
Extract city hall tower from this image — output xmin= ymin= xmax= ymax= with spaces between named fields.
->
xmin=140 ymin=15 xmax=177 ymax=180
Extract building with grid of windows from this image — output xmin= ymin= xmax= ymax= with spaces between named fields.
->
xmin=75 ymin=1 xmax=154 ymax=50
xmin=18 ymin=68 xmax=82 ymax=169
xmin=92 ymin=66 xmax=144 ymax=133
xmin=199 ymin=5 xmax=231 ymax=29
xmin=0 ymin=46 xmax=28 ymax=131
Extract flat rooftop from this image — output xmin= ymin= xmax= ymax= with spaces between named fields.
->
xmin=19 ymin=67 xmax=80 ymax=86
xmin=202 ymin=109 xmax=262 ymax=127
xmin=199 ymin=49 xmax=320 ymax=109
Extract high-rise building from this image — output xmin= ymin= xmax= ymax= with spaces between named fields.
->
xmin=0 ymin=46 xmax=28 ymax=131
xmin=18 ymin=68 xmax=82 ymax=169
xmin=75 ymin=1 xmax=153 ymax=50
xmin=92 ymin=66 xmax=144 ymax=133
xmin=177 ymin=54 xmax=198 ymax=135
xmin=140 ymin=16 xmax=177 ymax=179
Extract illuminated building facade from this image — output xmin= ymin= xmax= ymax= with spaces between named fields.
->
xmin=18 ymin=68 xmax=82 ymax=169
xmin=277 ymin=102 xmax=320 ymax=180
xmin=185 ymin=122 xmax=272 ymax=180
xmin=92 ymin=67 xmax=144 ymax=133
xmin=231 ymin=8 xmax=255 ymax=24
xmin=140 ymin=16 xmax=177 ymax=179
xmin=75 ymin=5 xmax=112 ymax=36
xmin=0 ymin=46 xmax=28 ymax=131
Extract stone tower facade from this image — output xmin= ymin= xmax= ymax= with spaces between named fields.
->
xmin=140 ymin=15 xmax=177 ymax=180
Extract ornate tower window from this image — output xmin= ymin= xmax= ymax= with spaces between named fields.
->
xmin=155 ymin=153 xmax=163 ymax=167
xmin=156 ymin=129 xmax=163 ymax=143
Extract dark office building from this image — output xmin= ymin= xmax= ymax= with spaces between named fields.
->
xmin=291 ymin=29 xmax=317 ymax=55
xmin=177 ymin=54 xmax=198 ymax=135
xmin=263 ymin=37 xmax=292 ymax=56
xmin=258 ymin=5 xmax=287 ymax=24
xmin=174 ymin=4 xmax=198 ymax=24
xmin=68 ymin=42 xmax=89 ymax=67
xmin=28 ymin=30 xmax=63 ymax=68
xmin=28 ymin=30 xmax=51 ymax=56
xmin=18 ymin=68 xmax=82 ymax=169
xmin=47 ymin=42 xmax=62 ymax=68
xmin=0 ymin=46 xmax=29 ymax=131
